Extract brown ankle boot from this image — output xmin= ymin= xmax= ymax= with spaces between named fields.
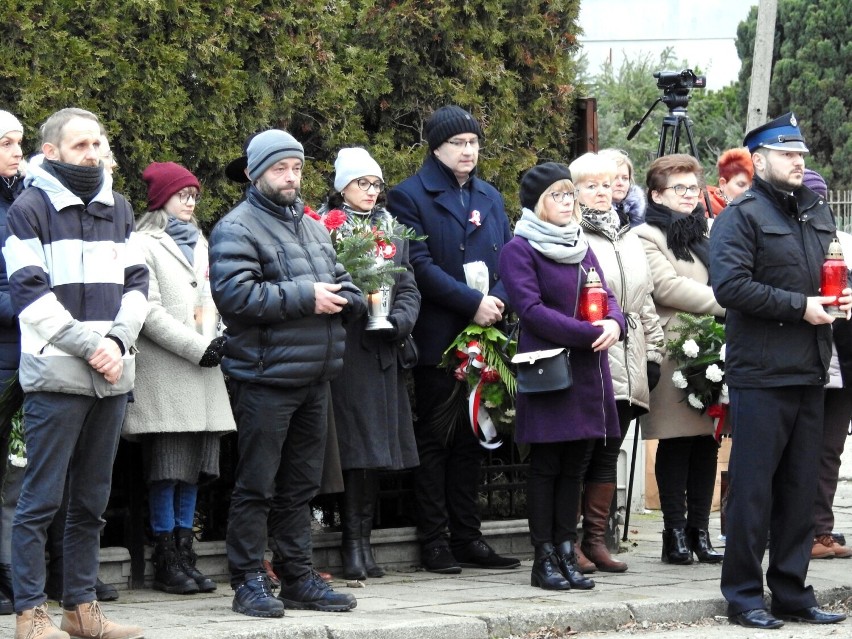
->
xmin=16 ymin=604 xmax=70 ymax=639
xmin=581 ymin=482 xmax=628 ymax=573
xmin=574 ymin=543 xmax=597 ymax=574
xmin=60 ymin=601 xmax=144 ymax=639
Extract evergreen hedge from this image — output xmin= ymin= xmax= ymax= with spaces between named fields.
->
xmin=1 ymin=0 xmax=582 ymax=224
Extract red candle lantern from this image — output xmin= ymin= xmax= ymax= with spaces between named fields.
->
xmin=580 ymin=267 xmax=608 ymax=322
xmin=822 ymin=237 xmax=847 ymax=318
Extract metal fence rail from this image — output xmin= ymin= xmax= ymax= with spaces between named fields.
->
xmin=831 ymin=190 xmax=852 ymax=233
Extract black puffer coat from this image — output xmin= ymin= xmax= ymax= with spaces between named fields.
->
xmin=209 ymin=186 xmax=366 ymax=387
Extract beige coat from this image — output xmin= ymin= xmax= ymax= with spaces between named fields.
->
xmin=585 ymin=226 xmax=664 ymax=413
xmin=123 ymin=230 xmax=235 ymax=438
xmin=634 ymin=222 xmax=724 ymax=439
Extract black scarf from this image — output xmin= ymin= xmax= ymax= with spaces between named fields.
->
xmin=44 ymin=159 xmax=104 ymax=204
xmin=644 ymin=200 xmax=710 ymax=269
xmin=1 ymin=174 xmax=20 ymax=204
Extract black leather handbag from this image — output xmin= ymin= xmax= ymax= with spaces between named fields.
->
xmin=509 ymin=269 xmax=580 ymax=394
xmin=512 ymin=348 xmax=572 ymax=394
xmin=397 ymin=334 xmax=419 ymax=369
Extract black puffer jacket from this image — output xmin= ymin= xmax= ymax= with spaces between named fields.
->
xmin=709 ymin=174 xmax=836 ymax=388
xmin=209 ymin=186 xmax=366 ymax=387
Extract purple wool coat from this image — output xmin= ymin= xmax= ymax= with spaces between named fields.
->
xmin=499 ymin=236 xmax=625 ymax=444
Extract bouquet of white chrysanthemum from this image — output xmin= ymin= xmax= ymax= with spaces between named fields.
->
xmin=666 ymin=313 xmax=729 ymax=438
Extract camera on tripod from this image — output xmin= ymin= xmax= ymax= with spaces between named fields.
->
xmin=654 ymin=69 xmax=707 ymax=109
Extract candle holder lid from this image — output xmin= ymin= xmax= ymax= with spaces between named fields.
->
xmin=584 ymin=267 xmax=602 ymax=287
xmin=826 ymin=237 xmax=844 ymax=260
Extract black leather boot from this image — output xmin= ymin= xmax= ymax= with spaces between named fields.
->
xmin=152 ymin=531 xmax=200 ymax=594
xmin=555 ymin=541 xmax=595 ymax=590
xmin=661 ymin=528 xmax=693 ymax=565
xmin=175 ymin=527 xmax=217 ymax=592
xmin=686 ymin=527 xmax=723 ymax=563
xmin=0 ymin=564 xmax=11 ymax=615
xmin=360 ymin=470 xmax=385 ymax=578
xmin=341 ymin=471 xmax=367 ymax=580
xmin=530 ymin=543 xmax=571 ymax=590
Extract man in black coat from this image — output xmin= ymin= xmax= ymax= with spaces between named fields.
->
xmin=387 ymin=106 xmax=519 ymax=574
xmin=710 ymin=113 xmax=850 ymax=629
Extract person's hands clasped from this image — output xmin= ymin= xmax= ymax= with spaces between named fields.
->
xmin=591 ymin=318 xmax=620 ymax=352
xmin=474 ymin=295 xmax=504 ymax=327
xmin=314 ymin=282 xmax=348 ymax=315
xmin=88 ymin=337 xmax=124 ymax=384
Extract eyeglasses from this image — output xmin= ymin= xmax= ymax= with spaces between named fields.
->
xmin=445 ymin=138 xmax=480 ymax=150
xmin=176 ymin=190 xmax=201 ymax=204
xmin=355 ymin=178 xmax=385 ymax=193
xmin=665 ymin=184 xmax=701 ymax=196
xmin=549 ymin=191 xmax=577 ymax=204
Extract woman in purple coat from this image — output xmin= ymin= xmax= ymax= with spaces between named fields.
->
xmin=499 ymin=163 xmax=625 ymax=591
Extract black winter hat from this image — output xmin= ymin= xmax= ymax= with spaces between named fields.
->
xmin=425 ymin=105 xmax=483 ymax=151
xmin=519 ymin=162 xmax=572 ymax=211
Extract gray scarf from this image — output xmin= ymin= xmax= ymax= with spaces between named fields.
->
xmin=165 ymin=216 xmax=199 ymax=266
xmin=513 ymin=209 xmax=588 ymax=264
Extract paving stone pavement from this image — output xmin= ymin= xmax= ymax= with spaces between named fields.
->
xmin=4 ymin=481 xmax=852 ymax=639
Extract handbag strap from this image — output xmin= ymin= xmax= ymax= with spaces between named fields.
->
xmin=504 ymin=265 xmax=584 ymax=352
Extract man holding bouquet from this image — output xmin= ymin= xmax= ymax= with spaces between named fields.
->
xmin=387 ymin=105 xmax=519 ymax=574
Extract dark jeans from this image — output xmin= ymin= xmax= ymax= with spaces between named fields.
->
xmin=412 ymin=366 xmax=484 ymax=550
xmin=527 ymin=440 xmax=593 ymax=546
xmin=584 ymin=401 xmax=634 ymax=484
xmin=12 ymin=391 xmax=128 ymax=611
xmin=225 ymin=381 xmax=328 ymax=586
xmin=655 ymin=434 xmax=719 ymax=530
xmin=721 ymin=386 xmax=822 ymax=615
xmin=815 ymin=388 xmax=852 ymax=535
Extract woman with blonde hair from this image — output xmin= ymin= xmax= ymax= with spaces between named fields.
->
xmin=500 ymin=161 xmax=624 ymax=590
xmin=569 ymin=152 xmax=664 ymax=574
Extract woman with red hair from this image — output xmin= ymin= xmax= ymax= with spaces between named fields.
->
xmin=707 ymin=148 xmax=753 ymax=216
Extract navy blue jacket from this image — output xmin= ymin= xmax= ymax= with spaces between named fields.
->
xmin=709 ymin=175 xmax=836 ymax=388
xmin=387 ymin=155 xmax=512 ymax=365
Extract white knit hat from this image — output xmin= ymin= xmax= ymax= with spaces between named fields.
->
xmin=0 ymin=111 xmax=23 ymax=140
xmin=333 ymin=147 xmax=383 ymax=192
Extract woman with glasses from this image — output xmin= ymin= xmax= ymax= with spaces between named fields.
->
xmin=319 ymin=148 xmax=421 ymax=580
xmin=635 ymin=154 xmax=725 ymax=566
xmin=568 ymin=153 xmax=664 ymax=574
xmin=600 ymin=149 xmax=646 ymax=227
xmin=124 ymin=162 xmax=236 ymax=595
xmin=500 ymin=162 xmax=624 ymax=591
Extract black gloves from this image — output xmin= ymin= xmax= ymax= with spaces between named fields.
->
xmin=646 ymin=361 xmax=661 ymax=392
xmin=199 ymin=336 xmax=226 ymax=368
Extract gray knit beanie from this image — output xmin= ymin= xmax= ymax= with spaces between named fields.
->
xmin=246 ymin=130 xmax=305 ymax=182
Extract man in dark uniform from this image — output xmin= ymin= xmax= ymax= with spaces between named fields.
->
xmin=710 ymin=113 xmax=850 ymax=629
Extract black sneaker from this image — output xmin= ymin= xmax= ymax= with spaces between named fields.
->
xmin=452 ymin=539 xmax=520 ymax=569
xmin=278 ymin=570 xmax=356 ymax=612
xmin=232 ymin=571 xmax=286 ymax=618
xmin=420 ymin=543 xmax=462 ymax=574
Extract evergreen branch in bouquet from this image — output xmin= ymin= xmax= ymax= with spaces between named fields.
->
xmin=442 ymin=324 xmax=517 ymax=396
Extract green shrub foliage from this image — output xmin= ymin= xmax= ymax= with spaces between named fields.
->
xmin=0 ymin=0 xmax=581 ymax=223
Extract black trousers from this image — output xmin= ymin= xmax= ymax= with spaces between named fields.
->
xmin=225 ymin=381 xmax=328 ymax=585
xmin=721 ymin=386 xmax=822 ymax=615
xmin=527 ymin=440 xmax=593 ymax=546
xmin=814 ymin=388 xmax=852 ymax=535
xmin=584 ymin=401 xmax=633 ymax=484
xmin=412 ymin=366 xmax=484 ymax=550
xmin=655 ymin=434 xmax=719 ymax=529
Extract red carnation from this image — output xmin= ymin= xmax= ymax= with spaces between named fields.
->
xmin=303 ymin=205 xmax=321 ymax=221
xmin=481 ymin=368 xmax=500 ymax=384
xmin=322 ymin=209 xmax=347 ymax=231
